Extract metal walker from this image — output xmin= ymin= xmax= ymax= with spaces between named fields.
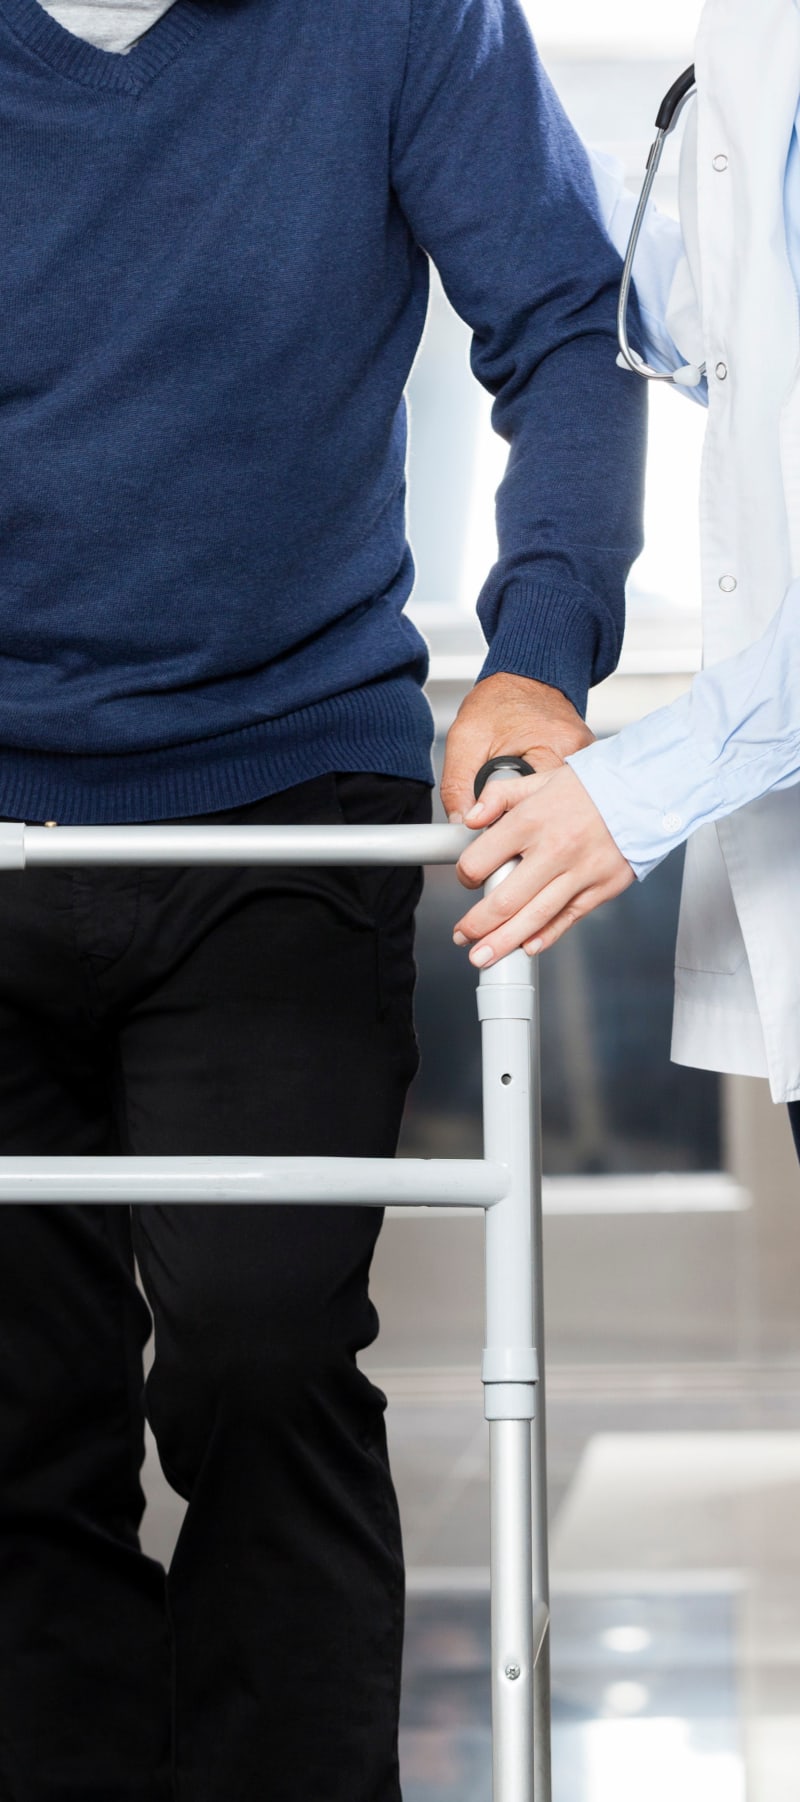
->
xmin=0 ymin=762 xmax=551 ymax=1802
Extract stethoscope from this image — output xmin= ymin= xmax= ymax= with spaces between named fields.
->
xmin=616 ymin=64 xmax=704 ymax=387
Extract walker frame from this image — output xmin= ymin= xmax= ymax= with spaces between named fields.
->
xmin=0 ymin=809 xmax=551 ymax=1802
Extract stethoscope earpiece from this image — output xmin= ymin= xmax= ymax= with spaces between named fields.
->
xmin=618 ymin=351 xmax=704 ymax=389
xmin=673 ymin=363 xmax=705 ymax=389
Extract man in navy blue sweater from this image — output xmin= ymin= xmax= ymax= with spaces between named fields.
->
xmin=0 ymin=0 xmax=645 ymax=1797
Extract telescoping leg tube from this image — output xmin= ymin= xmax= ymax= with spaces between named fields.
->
xmin=479 ymin=877 xmax=551 ymax=1802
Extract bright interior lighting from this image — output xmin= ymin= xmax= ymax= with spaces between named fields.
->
xmin=629 ymin=384 xmax=705 ymax=618
xmin=602 ymin=1626 xmax=653 ymax=1655
xmin=584 ymin=1720 xmax=745 ymax=1802
xmin=523 ymin=0 xmax=705 ymax=59
xmin=604 ymin=1681 xmax=650 ymax=1716
xmin=458 ymin=389 xmax=504 ymax=609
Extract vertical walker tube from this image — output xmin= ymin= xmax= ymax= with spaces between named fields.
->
xmin=490 ymin=1418 xmax=534 ymax=1802
xmin=479 ymin=857 xmax=551 ymax=1802
xmin=529 ymin=989 xmax=552 ymax=1802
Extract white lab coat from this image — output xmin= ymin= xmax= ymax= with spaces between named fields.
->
xmin=597 ymin=0 xmax=800 ymax=1103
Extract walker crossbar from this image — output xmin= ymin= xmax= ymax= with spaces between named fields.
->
xmin=0 ymin=1155 xmax=509 ymax=1207
xmin=0 ymin=821 xmax=472 ymax=867
xmin=1 ymin=817 xmax=551 ymax=1802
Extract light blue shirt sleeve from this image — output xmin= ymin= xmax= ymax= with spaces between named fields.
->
xmin=565 ymin=580 xmax=800 ymax=879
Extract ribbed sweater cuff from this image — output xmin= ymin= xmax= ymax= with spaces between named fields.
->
xmin=477 ymin=582 xmax=606 ymax=718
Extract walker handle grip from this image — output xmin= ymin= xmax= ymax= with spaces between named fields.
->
xmin=473 ymin=756 xmax=535 ymax=801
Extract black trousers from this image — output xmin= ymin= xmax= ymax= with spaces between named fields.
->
xmin=0 ymin=771 xmax=430 ymax=1802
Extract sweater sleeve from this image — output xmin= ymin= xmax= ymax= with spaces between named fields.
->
xmin=390 ymin=0 xmax=647 ymax=715
xmin=565 ymin=579 xmax=800 ymax=879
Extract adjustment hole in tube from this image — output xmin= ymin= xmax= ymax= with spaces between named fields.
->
xmin=501 ymin=1073 xmax=513 ymax=1086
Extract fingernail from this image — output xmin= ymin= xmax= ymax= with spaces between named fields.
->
xmin=470 ymin=945 xmax=494 ymax=968
xmin=526 ymin=939 xmax=543 ymax=956
xmin=448 ymin=812 xmax=464 ymax=825
xmin=452 ymin=931 xmax=468 ymax=947
xmin=465 ymin=801 xmax=485 ymax=823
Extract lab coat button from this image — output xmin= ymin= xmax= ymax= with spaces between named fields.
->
xmin=713 ymin=153 xmax=729 ymax=172
xmin=662 ymin=813 xmax=682 ymax=833
xmin=719 ymin=574 xmax=737 ymax=593
xmin=715 ymin=362 xmax=728 ymax=380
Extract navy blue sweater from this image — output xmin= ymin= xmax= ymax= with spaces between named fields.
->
xmin=0 ymin=0 xmax=645 ymax=822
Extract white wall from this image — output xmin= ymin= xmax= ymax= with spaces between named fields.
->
xmin=524 ymin=0 xmax=704 ymax=59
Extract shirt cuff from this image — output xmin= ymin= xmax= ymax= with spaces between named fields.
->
xmin=565 ymin=693 xmax=726 ymax=880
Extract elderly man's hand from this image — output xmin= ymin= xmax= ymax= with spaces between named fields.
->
xmin=452 ymin=762 xmax=634 ymax=965
xmin=439 ymin=672 xmax=594 ymax=823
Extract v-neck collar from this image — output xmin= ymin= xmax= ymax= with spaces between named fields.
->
xmin=1 ymin=0 xmax=205 ymax=92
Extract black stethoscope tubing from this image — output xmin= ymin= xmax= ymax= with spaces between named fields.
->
xmin=616 ymin=64 xmax=703 ymax=386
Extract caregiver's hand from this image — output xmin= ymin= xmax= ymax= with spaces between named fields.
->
xmin=440 ymin=673 xmax=593 ymax=823
xmin=453 ymin=757 xmax=635 ymax=967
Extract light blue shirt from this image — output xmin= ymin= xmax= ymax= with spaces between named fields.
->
xmin=572 ymin=107 xmax=800 ymax=877
xmin=568 ymin=579 xmax=800 ymax=878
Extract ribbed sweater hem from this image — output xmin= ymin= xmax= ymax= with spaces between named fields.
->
xmin=0 ymin=679 xmax=435 ymax=823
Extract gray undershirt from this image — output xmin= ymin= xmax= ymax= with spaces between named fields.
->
xmin=35 ymin=0 xmax=176 ymax=54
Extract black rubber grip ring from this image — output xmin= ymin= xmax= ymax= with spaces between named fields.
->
xmin=473 ymin=756 xmax=535 ymax=801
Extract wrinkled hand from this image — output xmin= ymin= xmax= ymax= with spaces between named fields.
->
xmin=452 ymin=763 xmax=635 ymax=966
xmin=440 ymin=673 xmax=594 ymax=823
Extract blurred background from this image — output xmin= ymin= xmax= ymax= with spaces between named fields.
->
xmin=144 ymin=3 xmax=800 ymax=1795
